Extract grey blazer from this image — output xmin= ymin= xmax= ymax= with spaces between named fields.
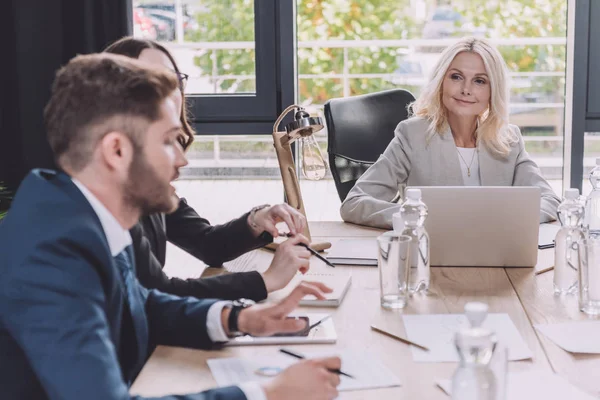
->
xmin=340 ymin=117 xmax=561 ymax=228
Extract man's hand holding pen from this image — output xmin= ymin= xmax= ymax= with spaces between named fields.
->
xmin=262 ymin=356 xmax=342 ymax=400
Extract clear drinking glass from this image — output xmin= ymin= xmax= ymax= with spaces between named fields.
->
xmin=578 ymin=237 xmax=600 ymax=315
xmin=377 ymin=232 xmax=411 ymax=309
xmin=489 ymin=344 xmax=508 ymax=400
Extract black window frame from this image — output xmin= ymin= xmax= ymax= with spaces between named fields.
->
xmin=187 ymin=0 xmax=296 ymax=135
xmin=569 ymin=0 xmax=595 ymax=191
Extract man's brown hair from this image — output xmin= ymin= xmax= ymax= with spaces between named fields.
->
xmin=44 ymin=53 xmax=179 ymax=171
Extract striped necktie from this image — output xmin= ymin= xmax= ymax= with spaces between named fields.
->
xmin=113 ymin=246 xmax=149 ymax=379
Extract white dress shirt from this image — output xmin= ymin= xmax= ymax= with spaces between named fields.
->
xmin=71 ymin=179 xmax=266 ymax=400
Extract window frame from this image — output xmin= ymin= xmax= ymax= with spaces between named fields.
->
xmin=567 ymin=0 xmax=593 ymax=191
xmin=187 ymin=0 xmax=296 ymax=135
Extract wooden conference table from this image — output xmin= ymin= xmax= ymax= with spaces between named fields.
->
xmin=131 ymin=222 xmax=600 ymax=399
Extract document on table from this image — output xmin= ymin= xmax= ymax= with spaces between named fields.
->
xmin=208 ymin=349 xmax=401 ymax=391
xmin=436 ymin=370 xmax=596 ymax=400
xmin=535 ymin=320 xmax=600 ymax=353
xmin=402 ymin=314 xmax=533 ymax=362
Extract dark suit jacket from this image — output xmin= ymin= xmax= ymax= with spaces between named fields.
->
xmin=0 ymin=170 xmax=246 ymax=400
xmin=132 ymin=199 xmax=270 ymax=301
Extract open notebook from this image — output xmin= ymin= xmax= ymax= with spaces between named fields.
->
xmin=325 ymin=238 xmax=378 ymax=266
xmin=268 ymin=271 xmax=352 ymax=307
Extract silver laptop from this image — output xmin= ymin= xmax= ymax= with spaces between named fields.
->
xmin=408 ymin=186 xmax=541 ymax=267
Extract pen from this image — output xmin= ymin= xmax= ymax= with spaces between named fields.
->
xmin=279 ymin=232 xmax=336 ymax=268
xmin=297 ymin=315 xmax=331 ymax=335
xmin=370 ymin=325 xmax=430 ymax=352
xmin=279 ymin=348 xmax=354 ymax=379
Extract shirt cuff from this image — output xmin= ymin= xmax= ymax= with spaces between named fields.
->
xmin=239 ymin=382 xmax=267 ymax=400
xmin=206 ymin=301 xmax=233 ymax=342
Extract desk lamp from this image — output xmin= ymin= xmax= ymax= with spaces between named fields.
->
xmin=270 ymin=105 xmax=331 ymax=251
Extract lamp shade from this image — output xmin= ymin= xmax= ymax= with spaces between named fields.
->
xmin=285 ymin=109 xmax=324 ymax=139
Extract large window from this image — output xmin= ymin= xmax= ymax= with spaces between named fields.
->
xmin=296 ymin=0 xmax=567 ymax=196
xmin=133 ymin=0 xmax=293 ymax=135
xmin=134 ymin=1 xmax=257 ymax=95
xmin=133 ymin=1 xmax=569 ymax=222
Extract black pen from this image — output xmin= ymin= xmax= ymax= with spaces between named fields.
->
xmin=296 ymin=315 xmax=332 ymax=336
xmin=279 ymin=232 xmax=336 ymax=268
xmin=279 ymin=348 xmax=354 ymax=379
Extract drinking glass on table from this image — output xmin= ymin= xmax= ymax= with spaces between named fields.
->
xmin=577 ymin=237 xmax=600 ymax=315
xmin=377 ymin=232 xmax=411 ymax=309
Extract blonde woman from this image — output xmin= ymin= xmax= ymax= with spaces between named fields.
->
xmin=340 ymin=37 xmax=560 ymax=228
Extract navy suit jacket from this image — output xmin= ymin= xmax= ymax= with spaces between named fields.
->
xmin=0 ymin=170 xmax=247 ymax=400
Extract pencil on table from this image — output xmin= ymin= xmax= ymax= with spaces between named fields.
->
xmin=370 ymin=325 xmax=430 ymax=352
xmin=535 ymin=265 xmax=554 ymax=276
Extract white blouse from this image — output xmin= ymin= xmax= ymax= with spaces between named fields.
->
xmin=456 ymin=147 xmax=481 ymax=186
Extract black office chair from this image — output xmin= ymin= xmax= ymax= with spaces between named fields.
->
xmin=324 ymin=89 xmax=416 ymax=202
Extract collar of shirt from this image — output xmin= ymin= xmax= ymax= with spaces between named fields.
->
xmin=71 ymin=178 xmax=132 ymax=257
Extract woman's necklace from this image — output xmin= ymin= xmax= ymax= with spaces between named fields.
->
xmin=452 ymin=124 xmax=478 ymax=177
xmin=456 ymin=147 xmax=477 ymax=177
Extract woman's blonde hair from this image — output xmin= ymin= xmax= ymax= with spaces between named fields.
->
xmin=410 ymin=37 xmax=517 ymax=157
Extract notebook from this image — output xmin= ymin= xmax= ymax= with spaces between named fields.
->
xmin=325 ymin=238 xmax=378 ymax=266
xmin=538 ymin=223 xmax=560 ymax=249
xmin=268 ymin=271 xmax=352 ymax=307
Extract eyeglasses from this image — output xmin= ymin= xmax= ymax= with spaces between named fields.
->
xmin=177 ymin=72 xmax=189 ymax=91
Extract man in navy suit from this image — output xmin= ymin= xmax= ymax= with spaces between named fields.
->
xmin=0 ymin=53 xmax=341 ymax=400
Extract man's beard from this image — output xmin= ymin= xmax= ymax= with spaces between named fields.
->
xmin=123 ymin=149 xmax=177 ymax=216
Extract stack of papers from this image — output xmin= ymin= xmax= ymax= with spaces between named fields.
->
xmin=268 ymin=271 xmax=352 ymax=307
xmin=325 ymin=238 xmax=378 ymax=266
xmin=437 ymin=370 xmax=596 ymax=400
xmin=208 ymin=349 xmax=402 ymax=391
xmin=402 ymin=314 xmax=533 ymax=362
xmin=535 ymin=321 xmax=600 ymax=353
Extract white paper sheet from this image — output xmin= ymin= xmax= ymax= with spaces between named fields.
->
xmin=436 ymin=370 xmax=596 ymax=400
xmin=535 ymin=320 xmax=600 ymax=353
xmin=208 ymin=349 xmax=402 ymax=392
xmin=402 ymin=314 xmax=533 ymax=362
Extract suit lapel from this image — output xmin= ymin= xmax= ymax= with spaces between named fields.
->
xmin=436 ymin=128 xmax=464 ymax=185
xmin=46 ymin=170 xmax=148 ymax=382
xmin=54 ymin=171 xmax=148 ymax=379
xmin=478 ymin=142 xmax=503 ymax=186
